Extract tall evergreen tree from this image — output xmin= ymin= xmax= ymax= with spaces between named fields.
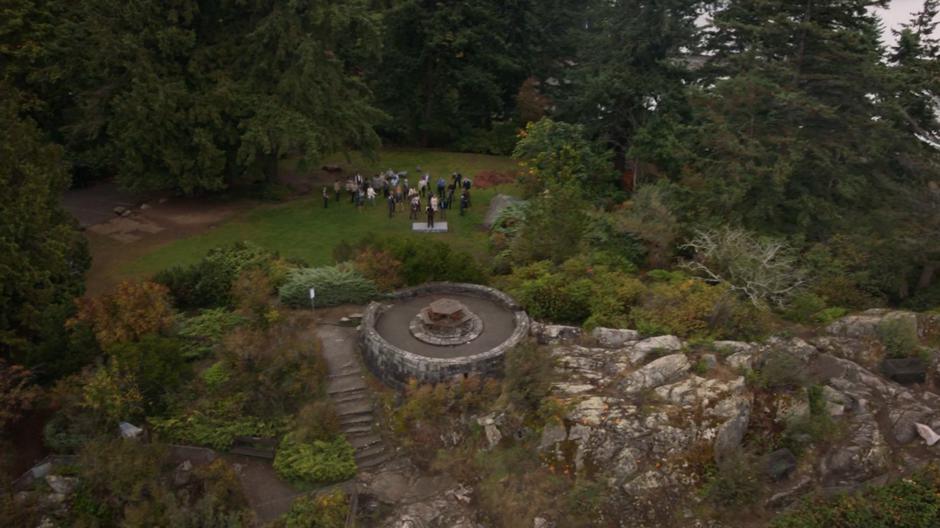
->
xmin=0 ymin=87 xmax=89 ymax=356
xmin=13 ymin=0 xmax=385 ymax=194
xmin=678 ymin=0 xmax=918 ymax=237
xmin=553 ymin=0 xmax=702 ymax=173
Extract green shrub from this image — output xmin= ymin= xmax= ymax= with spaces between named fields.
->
xmin=700 ymin=450 xmax=762 ymax=508
xmin=815 ymin=306 xmax=848 ymax=325
xmin=633 ymin=279 xmax=769 ymax=340
xmin=273 ymin=436 xmax=357 ymax=485
xmin=783 ymin=292 xmax=828 ymax=323
xmin=150 ymin=413 xmax=284 ymax=451
xmin=178 ymin=308 xmax=245 ymax=359
xmin=106 ymin=335 xmax=189 ymax=413
xmin=877 ymin=317 xmax=922 ymax=359
xmin=385 ymin=238 xmax=487 ymax=285
xmin=275 ymin=490 xmax=349 ymax=528
xmin=772 ymin=464 xmax=940 ymax=528
xmin=504 ymin=344 xmax=554 ymax=417
xmin=278 ymin=265 xmax=378 ymax=308
xmin=751 ymin=351 xmax=807 ymax=390
xmin=154 ymin=242 xmax=273 ymax=309
xmin=514 ymin=273 xmax=593 ymax=324
xmin=292 ymin=401 xmax=341 ymax=443
xmin=781 ymin=385 xmax=839 ymax=456
xmin=201 ymin=361 xmax=230 ymax=390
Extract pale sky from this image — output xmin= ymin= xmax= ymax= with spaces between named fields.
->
xmin=878 ymin=0 xmax=936 ymax=44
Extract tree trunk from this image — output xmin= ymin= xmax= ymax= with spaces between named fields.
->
xmin=266 ymin=149 xmax=279 ymax=182
xmin=917 ymin=261 xmax=938 ymax=291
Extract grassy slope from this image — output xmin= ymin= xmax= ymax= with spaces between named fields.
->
xmin=120 ymin=148 xmax=518 ymax=278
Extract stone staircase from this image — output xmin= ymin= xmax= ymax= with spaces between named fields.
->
xmin=321 ymin=324 xmax=392 ymax=471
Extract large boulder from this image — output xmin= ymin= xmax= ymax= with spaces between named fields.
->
xmin=713 ymin=396 xmax=751 ymax=462
xmin=591 ymin=327 xmax=641 ymax=348
xmin=819 ymin=409 xmax=889 ymax=486
xmin=624 ymin=335 xmax=684 ymax=365
xmin=531 ymin=322 xmax=582 ymax=345
xmin=621 ymin=354 xmax=691 ymax=395
xmin=826 ymin=309 xmax=919 ymax=339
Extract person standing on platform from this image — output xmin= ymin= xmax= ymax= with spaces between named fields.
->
xmin=322 ymin=187 xmax=329 ymax=208
xmin=426 ymin=200 xmax=435 ymax=229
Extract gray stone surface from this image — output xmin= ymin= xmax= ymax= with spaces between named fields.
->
xmin=621 ymin=353 xmax=690 ymax=395
xmin=483 ymin=194 xmax=521 ymax=228
xmin=714 ymin=396 xmax=751 ymax=462
xmin=360 ymin=283 xmax=530 ymax=387
xmin=591 ymin=327 xmax=641 ymax=348
xmin=826 ymin=309 xmax=919 ymax=338
xmin=532 ymin=322 xmax=582 ymax=345
xmin=411 ymin=222 xmax=448 ymax=233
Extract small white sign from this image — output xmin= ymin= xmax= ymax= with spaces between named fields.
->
xmin=309 ymin=288 xmax=316 ymax=299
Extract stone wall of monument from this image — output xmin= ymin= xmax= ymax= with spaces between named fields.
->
xmin=359 ymin=283 xmax=530 ymax=388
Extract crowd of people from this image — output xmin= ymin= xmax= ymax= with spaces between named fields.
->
xmin=321 ymin=168 xmax=472 ymax=228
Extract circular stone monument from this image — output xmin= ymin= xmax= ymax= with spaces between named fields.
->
xmin=360 ymin=283 xmax=529 ymax=387
xmin=408 ymin=298 xmax=484 ymax=346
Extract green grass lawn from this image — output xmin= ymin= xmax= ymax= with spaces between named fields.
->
xmin=120 ymin=149 xmax=519 ymax=278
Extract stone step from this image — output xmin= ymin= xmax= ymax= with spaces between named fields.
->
xmin=354 ymin=444 xmax=386 ymax=460
xmin=357 ymin=451 xmax=392 ymax=470
xmin=327 ymin=376 xmax=367 ymax=395
xmin=349 ymin=434 xmax=383 ymax=450
xmin=340 ymin=414 xmax=373 ymax=426
xmin=342 ymin=424 xmax=374 ymax=435
xmin=332 ymin=390 xmax=369 ymax=404
xmin=335 ymin=400 xmax=372 ymax=416
xmin=329 ymin=369 xmax=362 ymax=380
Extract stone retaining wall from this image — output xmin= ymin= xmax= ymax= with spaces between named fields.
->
xmin=360 ymin=283 xmax=530 ymax=388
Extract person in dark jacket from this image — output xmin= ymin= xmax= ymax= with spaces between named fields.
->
xmin=426 ymin=201 xmax=435 ymax=228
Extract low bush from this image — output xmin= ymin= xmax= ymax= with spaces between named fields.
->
xmin=273 ymin=436 xmax=357 ymax=485
xmin=274 ymin=490 xmax=349 ymax=528
xmin=772 ymin=464 xmax=940 ymax=528
xmin=633 ymin=279 xmax=769 ymax=340
xmin=393 ymin=375 xmax=501 ymax=467
xmin=504 ymin=343 xmax=555 ymax=417
xmin=750 ymin=351 xmax=808 ymax=390
xmin=781 ymin=385 xmax=839 ymax=456
xmin=700 ymin=449 xmax=762 ymax=508
xmin=352 ymin=247 xmax=404 ymax=292
xmin=877 ymin=317 xmax=922 ymax=359
xmin=502 ymin=257 xmax=647 ymax=328
xmin=200 ymin=361 xmax=230 ymax=391
xmin=177 ymin=308 xmax=245 ymax=360
xmin=385 ymin=238 xmax=487 ymax=286
xmin=71 ymin=280 xmax=176 ymax=347
xmin=150 ymin=412 xmax=284 ymax=451
xmin=154 ymin=242 xmax=275 ymax=309
xmin=292 ymin=401 xmax=341 ymax=444
xmin=106 ymin=335 xmax=189 ymax=413
xmin=278 ymin=265 xmax=378 ymax=308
